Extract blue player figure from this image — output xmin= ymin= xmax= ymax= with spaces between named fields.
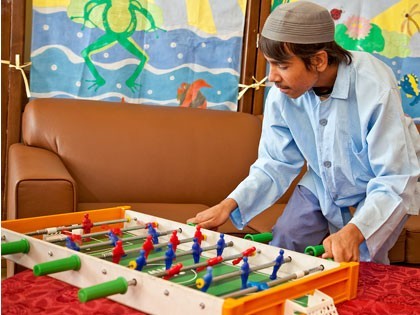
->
xmin=65 ymin=236 xmax=80 ymax=251
xmin=199 ymin=267 xmax=213 ymax=292
xmin=147 ymin=223 xmax=160 ymax=250
xmin=240 ymin=256 xmax=250 ymax=289
xmin=270 ymin=249 xmax=285 ymax=280
xmin=107 ymin=230 xmax=119 ymax=246
xmin=192 ymin=237 xmax=203 ymax=263
xmin=165 ymin=243 xmax=176 ymax=270
xmin=133 ymin=249 xmax=147 ymax=271
xmin=216 ymin=233 xmax=226 ymax=256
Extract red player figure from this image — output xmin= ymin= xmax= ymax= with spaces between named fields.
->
xmin=169 ymin=230 xmax=180 ymax=252
xmin=82 ymin=213 xmax=94 ymax=241
xmin=196 ymin=256 xmax=223 ymax=272
xmin=147 ymin=222 xmax=158 ymax=229
xmin=142 ymin=235 xmax=154 ymax=258
xmin=110 ymin=227 xmax=122 ymax=236
xmin=163 ymin=263 xmax=183 ymax=280
xmin=112 ymin=240 xmax=126 ymax=264
xmin=62 ymin=231 xmax=82 ymax=244
xmin=72 ymin=234 xmax=82 ymax=244
xmin=194 ymin=226 xmax=205 ymax=245
xmin=232 ymin=247 xmax=256 ymax=265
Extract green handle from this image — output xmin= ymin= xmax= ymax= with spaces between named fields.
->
xmin=244 ymin=232 xmax=273 ymax=243
xmin=1 ymin=238 xmax=30 ymax=255
xmin=33 ymin=255 xmax=81 ymax=276
xmin=304 ymin=245 xmax=325 ymax=256
xmin=78 ymin=277 xmax=129 ymax=303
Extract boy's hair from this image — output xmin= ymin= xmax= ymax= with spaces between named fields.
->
xmin=259 ymin=37 xmax=353 ymax=70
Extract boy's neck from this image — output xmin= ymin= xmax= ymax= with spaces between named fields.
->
xmin=314 ymin=63 xmax=339 ymax=95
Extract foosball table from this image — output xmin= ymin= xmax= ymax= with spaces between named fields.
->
xmin=1 ymin=206 xmax=359 ymax=315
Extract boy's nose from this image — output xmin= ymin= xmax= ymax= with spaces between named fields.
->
xmin=268 ymin=66 xmax=281 ymax=83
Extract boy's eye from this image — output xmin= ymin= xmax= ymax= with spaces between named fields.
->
xmin=277 ymin=64 xmax=288 ymax=70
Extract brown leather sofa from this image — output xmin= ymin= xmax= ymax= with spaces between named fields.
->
xmin=6 ymin=98 xmax=419 ymax=264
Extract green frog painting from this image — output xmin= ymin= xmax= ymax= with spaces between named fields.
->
xmin=68 ymin=0 xmax=163 ymax=91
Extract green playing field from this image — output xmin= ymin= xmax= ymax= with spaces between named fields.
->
xmin=68 ymin=230 xmax=273 ymax=297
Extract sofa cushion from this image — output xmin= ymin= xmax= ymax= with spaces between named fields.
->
xmin=22 ymin=99 xmax=262 ymax=207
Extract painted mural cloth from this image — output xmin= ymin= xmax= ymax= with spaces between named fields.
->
xmin=30 ymin=0 xmax=247 ymax=111
xmin=271 ymin=0 xmax=420 ymax=119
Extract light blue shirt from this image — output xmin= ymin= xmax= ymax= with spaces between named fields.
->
xmin=228 ymin=51 xmax=420 ymax=260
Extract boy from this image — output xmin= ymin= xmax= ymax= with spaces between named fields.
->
xmin=188 ymin=1 xmax=420 ymax=263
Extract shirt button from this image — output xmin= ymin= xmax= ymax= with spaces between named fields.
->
xmin=323 ymin=161 xmax=332 ymax=168
xmin=319 ymin=119 xmax=328 ymax=126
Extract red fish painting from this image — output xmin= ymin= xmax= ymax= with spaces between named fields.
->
xmin=177 ymin=79 xmax=212 ymax=109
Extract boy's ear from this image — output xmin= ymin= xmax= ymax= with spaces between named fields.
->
xmin=312 ymin=50 xmax=328 ymax=72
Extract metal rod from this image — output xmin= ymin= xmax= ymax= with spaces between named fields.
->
xmin=81 ymin=228 xmax=181 ymax=251
xmin=26 ymin=218 xmax=134 ymax=236
xmin=46 ymin=224 xmax=152 ymax=243
xmin=100 ymin=229 xmax=184 ymax=258
xmin=209 ymin=256 xmax=292 ymax=284
xmin=153 ymin=247 xmax=260 ymax=278
xmin=146 ymin=241 xmax=235 ymax=265
xmin=220 ymin=265 xmax=324 ymax=299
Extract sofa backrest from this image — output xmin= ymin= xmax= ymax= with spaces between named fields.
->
xmin=22 ymin=99 xmax=262 ymax=206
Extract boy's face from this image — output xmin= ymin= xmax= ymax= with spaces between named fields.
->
xmin=265 ymin=54 xmax=319 ymax=99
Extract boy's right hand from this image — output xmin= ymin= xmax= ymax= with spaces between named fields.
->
xmin=187 ymin=198 xmax=237 ymax=230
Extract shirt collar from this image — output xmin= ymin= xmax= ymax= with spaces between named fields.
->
xmin=330 ymin=61 xmax=351 ymax=100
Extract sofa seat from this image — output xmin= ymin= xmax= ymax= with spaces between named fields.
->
xmin=405 ymin=215 xmax=420 ymax=263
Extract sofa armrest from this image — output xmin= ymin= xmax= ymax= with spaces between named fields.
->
xmin=6 ymin=143 xmax=77 ymax=219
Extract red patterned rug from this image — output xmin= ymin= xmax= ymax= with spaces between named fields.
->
xmin=2 ymin=262 xmax=419 ymax=314
xmin=336 ymin=262 xmax=420 ymax=315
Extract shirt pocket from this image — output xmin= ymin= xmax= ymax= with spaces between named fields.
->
xmin=349 ymin=138 xmax=374 ymax=185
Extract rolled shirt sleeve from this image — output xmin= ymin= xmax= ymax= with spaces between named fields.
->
xmin=349 ymin=87 xmax=420 ymax=257
xmin=228 ymin=88 xmax=305 ymax=229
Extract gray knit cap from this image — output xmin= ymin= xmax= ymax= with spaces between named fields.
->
xmin=261 ymin=1 xmax=335 ymax=44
